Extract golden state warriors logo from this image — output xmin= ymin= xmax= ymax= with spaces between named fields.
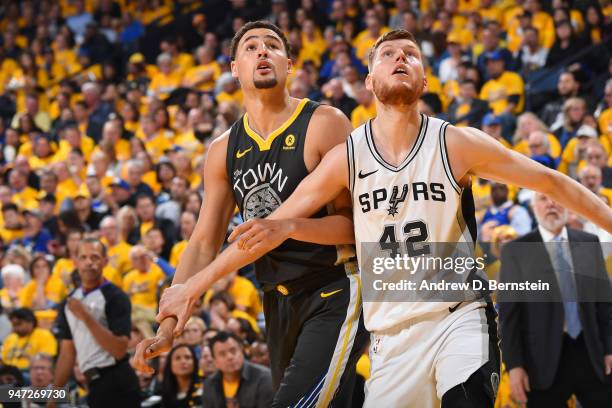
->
xmin=283 ymin=134 xmax=296 ymax=151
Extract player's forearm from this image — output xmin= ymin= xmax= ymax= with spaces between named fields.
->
xmin=185 ymin=241 xmax=261 ymax=302
xmin=81 ymin=313 xmax=128 ymax=359
xmin=545 ymin=170 xmax=612 ymax=232
xmin=172 ymin=239 xmax=219 ymax=285
xmin=287 ymin=214 xmax=355 ymax=245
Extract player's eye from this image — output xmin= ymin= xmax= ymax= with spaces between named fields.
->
xmin=268 ymin=42 xmax=279 ymax=49
xmin=383 ymin=50 xmax=393 ymax=57
xmin=246 ymin=44 xmax=256 ymax=51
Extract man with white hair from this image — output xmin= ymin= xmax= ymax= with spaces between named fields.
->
xmin=499 ymin=192 xmax=612 ymax=407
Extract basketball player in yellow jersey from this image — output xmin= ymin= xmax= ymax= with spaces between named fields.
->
xmin=150 ymin=29 xmax=612 ymax=407
xmin=134 ymin=21 xmax=368 ymax=407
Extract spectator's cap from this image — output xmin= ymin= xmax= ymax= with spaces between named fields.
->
xmin=1 ymin=264 xmax=25 ymax=281
xmin=110 ymin=178 xmax=130 ymax=190
xmin=485 ymin=51 xmax=504 ymax=62
xmin=482 ymin=113 xmax=501 ymax=126
xmin=576 ymin=125 xmax=598 ymax=138
xmin=22 ymin=208 xmax=42 ymax=219
xmin=129 ymin=53 xmax=145 ymax=64
xmin=75 ymin=184 xmax=91 ymax=199
xmin=192 ymin=13 xmax=206 ymax=26
xmin=446 ymin=32 xmax=461 ymax=45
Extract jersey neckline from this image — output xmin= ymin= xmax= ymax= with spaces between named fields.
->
xmin=243 ymin=98 xmax=310 ymax=151
xmin=365 ymin=113 xmax=428 ymax=172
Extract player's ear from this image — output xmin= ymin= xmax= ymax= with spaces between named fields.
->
xmin=422 ymin=76 xmax=428 ymax=92
xmin=286 ymin=57 xmax=293 ymax=75
xmin=365 ymin=74 xmax=373 ymax=91
xmin=230 ymin=61 xmax=238 ymax=78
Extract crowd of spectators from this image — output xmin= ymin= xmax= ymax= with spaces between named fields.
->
xmin=0 ymin=0 xmax=609 ymax=407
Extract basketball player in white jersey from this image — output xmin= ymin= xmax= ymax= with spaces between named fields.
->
xmin=154 ymin=30 xmax=612 ymax=407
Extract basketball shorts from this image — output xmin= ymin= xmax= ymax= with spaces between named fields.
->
xmin=364 ymin=300 xmax=500 ymax=408
xmin=264 ymin=272 xmax=369 ymax=408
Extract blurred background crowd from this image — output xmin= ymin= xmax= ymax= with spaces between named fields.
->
xmin=0 ymin=0 xmax=609 ymax=407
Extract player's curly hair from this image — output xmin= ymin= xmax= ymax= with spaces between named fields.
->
xmin=230 ymin=20 xmax=291 ymax=61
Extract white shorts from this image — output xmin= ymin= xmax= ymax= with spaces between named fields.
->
xmin=364 ymin=300 xmax=497 ymax=408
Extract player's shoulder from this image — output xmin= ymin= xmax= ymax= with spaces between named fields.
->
xmin=310 ymin=103 xmax=351 ymax=129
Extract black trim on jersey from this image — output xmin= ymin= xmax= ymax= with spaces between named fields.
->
xmin=439 ymin=121 xmax=461 ymax=195
xmin=364 ymin=114 xmax=428 ymax=172
xmin=461 ymin=187 xmax=478 ymax=243
xmin=347 ymin=135 xmax=356 ymax=194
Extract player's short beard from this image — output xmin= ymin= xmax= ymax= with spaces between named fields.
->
xmin=254 ymin=75 xmax=278 ymax=89
xmin=371 ymin=75 xmax=421 ymax=106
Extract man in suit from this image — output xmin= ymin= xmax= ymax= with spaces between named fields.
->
xmin=499 ymin=192 xmax=612 ymax=407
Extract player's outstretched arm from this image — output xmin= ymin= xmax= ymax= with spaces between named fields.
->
xmin=132 ymin=134 xmax=236 ymax=373
xmin=156 ymin=143 xmax=350 ymax=331
xmin=447 ymin=126 xmax=612 ymax=232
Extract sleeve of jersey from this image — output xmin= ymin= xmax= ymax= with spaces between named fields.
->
xmin=53 ymin=301 xmax=73 ymax=340
xmin=104 ymin=286 xmax=132 ymax=337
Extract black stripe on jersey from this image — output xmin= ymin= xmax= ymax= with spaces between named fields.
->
xmin=347 ymin=135 xmax=356 ymax=193
xmin=439 ymin=121 xmax=461 ymax=194
xmin=461 ymin=186 xmax=478 ymax=243
xmin=364 ymin=114 xmax=428 ymax=172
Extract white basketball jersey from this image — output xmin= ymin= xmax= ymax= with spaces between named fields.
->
xmin=347 ymin=114 xmax=478 ymax=332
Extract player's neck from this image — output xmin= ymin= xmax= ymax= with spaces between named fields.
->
xmin=372 ymin=104 xmax=422 ymax=156
xmin=243 ymin=89 xmax=296 ymax=138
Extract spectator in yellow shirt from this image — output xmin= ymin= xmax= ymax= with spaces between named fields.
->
xmin=206 ymin=270 xmax=263 ymax=321
xmin=9 ymin=169 xmax=38 ymax=210
xmin=51 ymin=229 xmax=83 ymax=289
xmin=182 ymin=46 xmax=221 ymax=93
xmin=148 ymin=53 xmax=182 ymax=101
xmin=215 ymin=73 xmax=243 ymax=106
xmin=160 ymin=36 xmax=195 ymax=76
xmin=353 ymin=10 xmax=390 ymax=65
xmin=0 ymin=264 xmax=25 ymax=312
xmin=20 ymin=254 xmax=67 ymax=310
xmin=99 ymin=215 xmax=133 ymax=276
xmin=170 ymin=211 xmax=197 ymax=268
xmin=1 ymin=308 xmax=57 ymax=370
xmin=123 ymin=245 xmax=166 ymax=337
xmin=480 ymin=51 xmax=525 ymax=116
xmin=351 ymin=86 xmax=376 ymax=128
xmin=0 ymin=203 xmax=25 ymax=245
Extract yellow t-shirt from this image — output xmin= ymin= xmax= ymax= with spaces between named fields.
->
xmin=169 ymin=240 xmax=188 ymax=268
xmin=144 ymin=133 xmax=174 ymax=162
xmin=105 ymin=240 xmax=133 ymax=276
xmin=149 ymin=71 xmax=183 ymax=100
xmin=351 ymin=103 xmax=377 ymax=128
xmin=599 ymin=108 xmax=612 ymax=139
xmin=103 ymin=265 xmax=123 ymax=288
xmin=223 ymin=377 xmax=240 ymax=398
xmin=18 ymin=276 xmax=68 ymax=309
xmin=480 ymin=71 xmax=525 ymax=115
xmin=51 ymin=258 xmax=76 ymax=289
xmin=0 ymin=227 xmax=24 ymax=245
xmin=91 ymin=138 xmax=131 ymax=162
xmin=123 ymin=265 xmax=166 ymax=309
xmin=216 ymin=89 xmax=244 ymax=106
xmin=353 ymin=27 xmax=391 ymax=65
xmin=54 ymin=136 xmax=95 ymax=163
xmin=183 ymin=62 xmax=221 ymax=92
xmin=1 ymin=327 xmax=58 ymax=370
xmin=173 ymin=53 xmax=195 ymax=75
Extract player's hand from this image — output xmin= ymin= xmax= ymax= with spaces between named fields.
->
xmin=228 ymin=218 xmax=294 ymax=253
xmin=156 ymin=283 xmax=196 ymax=336
xmin=132 ymin=324 xmax=174 ymax=375
xmin=67 ymin=298 xmax=89 ymax=321
xmin=509 ymin=366 xmax=530 ymax=405
xmin=605 ymin=354 xmax=612 ymax=375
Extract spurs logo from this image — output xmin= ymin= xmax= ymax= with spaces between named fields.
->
xmin=387 ymin=185 xmax=408 ymax=216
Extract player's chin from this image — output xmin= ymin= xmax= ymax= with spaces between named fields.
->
xmin=253 ymin=76 xmax=279 ymax=89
